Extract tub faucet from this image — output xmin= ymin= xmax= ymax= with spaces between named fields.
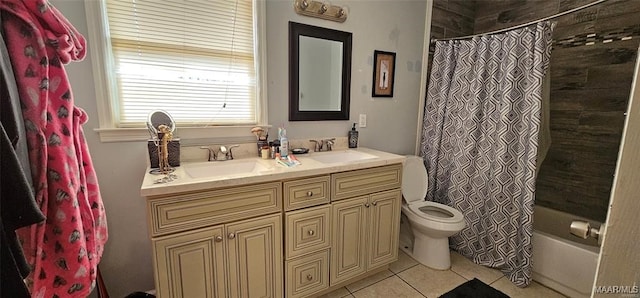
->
xmin=570 ymin=220 xmax=602 ymax=244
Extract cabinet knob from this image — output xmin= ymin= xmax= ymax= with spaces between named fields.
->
xmin=372 ymin=201 xmax=377 ymax=206
xmin=228 ymin=233 xmax=236 ymax=239
xmin=364 ymin=203 xmax=370 ymax=208
xmin=308 ymin=230 xmax=315 ymax=236
xmin=306 ymin=191 xmax=313 ymax=197
xmin=306 ymin=274 xmax=313 ymax=281
xmin=214 ymin=235 xmax=223 ymax=242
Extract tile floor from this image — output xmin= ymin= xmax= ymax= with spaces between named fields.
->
xmin=319 ymin=250 xmax=567 ymax=298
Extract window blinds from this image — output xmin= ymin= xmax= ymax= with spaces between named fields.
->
xmin=105 ymin=0 xmax=256 ymax=126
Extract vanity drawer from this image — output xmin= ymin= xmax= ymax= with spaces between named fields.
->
xmin=331 ymin=164 xmax=402 ymax=201
xmin=285 ymin=249 xmax=330 ymax=298
xmin=285 ymin=205 xmax=331 ymax=259
xmin=283 ymin=175 xmax=330 ymax=211
xmin=148 ymin=181 xmax=281 ymax=236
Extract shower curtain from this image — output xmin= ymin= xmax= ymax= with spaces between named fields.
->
xmin=420 ymin=22 xmax=554 ymax=287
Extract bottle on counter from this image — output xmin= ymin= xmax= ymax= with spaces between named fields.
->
xmin=348 ymin=123 xmax=358 ymax=148
xmin=279 ymin=127 xmax=289 ymax=158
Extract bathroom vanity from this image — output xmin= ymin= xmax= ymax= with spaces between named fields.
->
xmin=140 ymin=148 xmax=404 ymax=298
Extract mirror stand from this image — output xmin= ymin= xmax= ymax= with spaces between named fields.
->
xmin=147 ymin=110 xmax=180 ymax=179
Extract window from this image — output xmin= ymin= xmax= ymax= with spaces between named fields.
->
xmin=85 ymin=0 xmax=267 ymax=142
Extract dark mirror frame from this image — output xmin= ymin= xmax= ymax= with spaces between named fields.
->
xmin=289 ymin=22 xmax=352 ymax=121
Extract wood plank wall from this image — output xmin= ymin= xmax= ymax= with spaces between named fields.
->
xmin=426 ymin=0 xmax=477 ymax=87
xmin=472 ymin=0 xmax=640 ymax=221
xmin=431 ymin=0 xmax=476 ymax=40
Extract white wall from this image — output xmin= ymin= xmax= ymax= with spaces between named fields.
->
xmin=267 ymin=0 xmax=427 ymax=154
xmin=52 ymin=0 xmax=427 ymax=296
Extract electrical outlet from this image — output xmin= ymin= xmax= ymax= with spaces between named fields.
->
xmin=359 ymin=114 xmax=367 ymax=128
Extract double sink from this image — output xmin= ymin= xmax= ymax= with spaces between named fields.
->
xmin=183 ymin=149 xmax=378 ymax=179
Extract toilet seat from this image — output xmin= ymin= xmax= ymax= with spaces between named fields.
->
xmin=401 ymin=156 xmax=464 ymax=224
xmin=407 ymin=201 xmax=463 ymax=224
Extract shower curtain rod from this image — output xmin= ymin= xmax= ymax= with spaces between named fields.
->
xmin=430 ymin=0 xmax=608 ymax=44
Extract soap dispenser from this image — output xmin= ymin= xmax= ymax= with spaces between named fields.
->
xmin=348 ymin=123 xmax=358 ymax=148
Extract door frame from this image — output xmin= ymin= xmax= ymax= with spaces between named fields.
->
xmin=592 ymin=45 xmax=640 ymax=297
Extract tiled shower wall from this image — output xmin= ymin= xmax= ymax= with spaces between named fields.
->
xmin=429 ymin=0 xmax=640 ymax=221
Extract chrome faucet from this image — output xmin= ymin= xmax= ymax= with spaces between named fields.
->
xmin=200 ymin=146 xmax=218 ymax=161
xmin=310 ymin=140 xmax=322 ymax=152
xmin=323 ymin=138 xmax=335 ymax=151
xmin=200 ymin=145 xmax=240 ymax=161
xmin=218 ymin=145 xmax=239 ymax=161
xmin=309 ymin=138 xmax=335 ymax=152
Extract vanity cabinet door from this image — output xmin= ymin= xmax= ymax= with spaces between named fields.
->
xmin=227 ymin=213 xmax=283 ymax=298
xmin=283 ymin=175 xmax=330 ymax=211
xmin=330 ymin=196 xmax=368 ymax=286
xmin=285 ymin=205 xmax=331 ymax=258
xmin=329 ymin=190 xmax=401 ymax=287
xmin=285 ymin=249 xmax=330 ymax=298
xmin=331 ymin=164 xmax=401 ymax=201
xmin=153 ymin=225 xmax=227 ymax=298
xmin=147 ymin=182 xmax=281 ymax=237
xmin=367 ymin=189 xmax=401 ymax=270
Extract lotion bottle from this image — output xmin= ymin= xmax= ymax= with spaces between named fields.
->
xmin=279 ymin=127 xmax=289 ymax=158
xmin=348 ymin=123 xmax=358 ymax=148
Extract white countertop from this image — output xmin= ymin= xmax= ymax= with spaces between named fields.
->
xmin=140 ymin=147 xmax=406 ymax=197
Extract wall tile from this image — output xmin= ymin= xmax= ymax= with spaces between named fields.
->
xmin=453 ymin=0 xmax=639 ymax=220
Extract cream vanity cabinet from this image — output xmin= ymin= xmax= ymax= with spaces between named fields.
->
xmin=282 ymin=164 xmax=402 ymax=297
xmin=143 ymin=153 xmax=403 ymax=298
xmin=146 ymin=181 xmax=283 ymax=298
xmin=330 ymin=165 xmax=402 ymax=286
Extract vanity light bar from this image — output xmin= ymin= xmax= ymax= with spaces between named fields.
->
xmin=294 ymin=0 xmax=347 ymax=23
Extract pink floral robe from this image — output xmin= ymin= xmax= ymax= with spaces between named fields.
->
xmin=0 ymin=0 xmax=108 ymax=296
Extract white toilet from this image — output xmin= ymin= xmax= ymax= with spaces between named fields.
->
xmin=400 ymin=156 xmax=465 ymax=270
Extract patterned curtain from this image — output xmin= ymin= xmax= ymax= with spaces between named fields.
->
xmin=420 ymin=22 xmax=554 ymax=287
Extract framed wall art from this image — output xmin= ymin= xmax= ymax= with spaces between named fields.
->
xmin=372 ymin=50 xmax=396 ymax=97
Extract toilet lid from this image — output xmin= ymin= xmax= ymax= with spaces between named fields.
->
xmin=402 ymin=156 xmax=428 ymax=203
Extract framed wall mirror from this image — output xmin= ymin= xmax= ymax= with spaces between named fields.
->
xmin=289 ymin=22 xmax=352 ymax=121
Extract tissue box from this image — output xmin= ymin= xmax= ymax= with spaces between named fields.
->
xmin=148 ymin=139 xmax=180 ymax=168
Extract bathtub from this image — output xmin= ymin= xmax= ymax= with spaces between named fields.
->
xmin=532 ymin=205 xmax=601 ymax=298
xmin=400 ymin=204 xmax=601 ymax=297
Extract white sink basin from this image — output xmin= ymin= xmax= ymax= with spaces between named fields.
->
xmin=309 ymin=150 xmax=378 ymax=164
xmin=183 ymin=160 xmax=268 ymax=178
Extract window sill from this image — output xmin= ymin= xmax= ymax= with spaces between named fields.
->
xmin=95 ymin=125 xmax=271 ymax=144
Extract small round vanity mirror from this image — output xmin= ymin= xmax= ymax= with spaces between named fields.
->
xmin=146 ymin=110 xmax=176 ymax=139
